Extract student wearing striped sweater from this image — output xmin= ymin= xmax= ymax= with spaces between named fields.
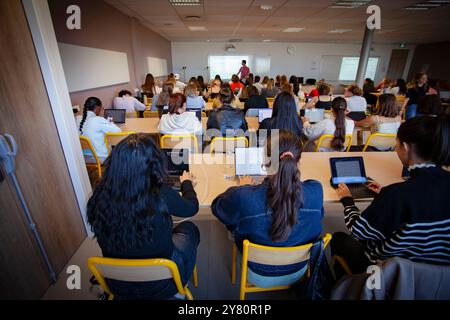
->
xmin=331 ymin=116 xmax=450 ymax=276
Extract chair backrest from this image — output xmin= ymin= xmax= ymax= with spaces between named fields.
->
xmin=143 ymin=110 xmax=159 ymax=118
xmin=363 ymin=133 xmax=397 ymax=152
xmin=201 ymin=111 xmax=207 ymax=118
xmin=316 ymin=134 xmax=352 ymax=152
xmin=243 ymin=233 xmax=332 ymax=266
xmin=126 ymin=111 xmax=139 ymax=118
xmin=105 ymin=132 xmax=135 ymax=154
xmin=245 ymin=109 xmax=260 ymax=117
xmin=160 ymin=134 xmax=199 ymax=153
xmin=79 ymin=136 xmax=102 ymax=177
xmin=209 ymin=137 xmax=248 ymax=154
xmin=87 ymin=257 xmax=186 ymax=298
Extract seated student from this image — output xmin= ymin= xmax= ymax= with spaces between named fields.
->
xmin=261 ymin=79 xmax=280 ymax=98
xmin=141 ymin=73 xmax=161 ymax=98
xmin=404 ymin=73 xmax=428 ymax=120
xmin=302 ymin=97 xmax=355 ymax=152
xmin=306 ymin=83 xmax=333 ymax=110
xmin=207 ymin=86 xmax=248 ymax=136
xmin=388 ymin=78 xmax=407 ymax=96
xmin=113 ymin=90 xmax=146 ymax=113
xmin=207 ymin=79 xmax=222 ymax=99
xmin=428 ymin=79 xmax=440 ymax=96
xmin=344 ymin=85 xmax=367 ymax=113
xmin=259 ymin=92 xmax=303 ymax=140
xmin=76 ymin=97 xmax=121 ymax=161
xmin=212 ymin=130 xmax=323 ymax=287
xmin=230 ymin=74 xmax=244 ymax=95
xmin=238 ymin=79 xmax=254 ymax=103
xmin=185 ymin=83 xmax=206 ymax=110
xmin=331 ymin=116 xmax=450 ymax=277
xmin=197 ymin=75 xmax=208 ymax=94
xmin=375 ymin=77 xmax=391 ymax=92
xmin=244 ymin=85 xmax=269 ymax=114
xmin=417 ymin=94 xmax=444 ymax=116
xmin=253 ymin=75 xmax=263 ymax=94
xmin=280 ymin=83 xmax=301 ymax=112
xmin=289 ymin=75 xmax=300 ymax=97
xmin=87 ymin=133 xmax=200 ymax=299
xmin=151 ymin=81 xmax=174 ymax=117
xmin=158 ymin=93 xmax=203 ymax=136
xmin=305 ymin=79 xmax=319 ymax=97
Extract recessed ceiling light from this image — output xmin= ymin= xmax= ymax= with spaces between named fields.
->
xmin=330 ymin=0 xmax=372 ymax=9
xmin=263 ymin=39 xmax=271 ymax=42
xmin=169 ymin=0 xmax=202 ymax=6
xmin=188 ymin=26 xmax=207 ymax=31
xmin=260 ymin=5 xmax=273 ymax=10
xmin=328 ymin=29 xmax=353 ymax=33
xmin=403 ymin=0 xmax=450 ymax=10
xmin=185 ymin=16 xmax=202 ymax=21
xmin=283 ymin=28 xmax=305 ymax=33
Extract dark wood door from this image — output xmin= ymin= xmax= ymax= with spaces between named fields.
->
xmin=0 ymin=0 xmax=86 ymax=299
xmin=386 ymin=49 xmax=409 ymax=80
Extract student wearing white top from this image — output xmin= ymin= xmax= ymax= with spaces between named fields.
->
xmin=344 ymin=85 xmax=367 ymax=112
xmin=253 ymin=75 xmax=264 ymax=94
xmin=174 ymin=74 xmax=187 ymax=91
xmin=158 ymin=93 xmax=203 ymax=136
xmin=76 ymin=97 xmax=121 ymax=160
xmin=185 ymin=83 xmax=206 ymax=110
xmin=113 ymin=90 xmax=146 ymax=113
xmin=302 ymin=97 xmax=355 ymax=152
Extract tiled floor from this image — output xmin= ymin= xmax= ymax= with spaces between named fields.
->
xmin=43 ymin=205 xmax=353 ymax=300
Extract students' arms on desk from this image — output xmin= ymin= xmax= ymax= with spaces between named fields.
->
xmin=162 ymin=171 xmax=199 ymax=218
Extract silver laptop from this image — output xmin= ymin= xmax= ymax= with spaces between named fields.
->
xmin=235 ymin=147 xmax=267 ymax=176
xmin=258 ymin=108 xmax=273 ymax=123
xmin=304 ymin=108 xmax=324 ymax=123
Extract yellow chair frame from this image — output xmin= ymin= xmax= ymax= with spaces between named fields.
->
xmin=362 ymin=133 xmax=397 ymax=152
xmin=105 ymin=132 xmax=136 ymax=155
xmin=209 ymin=137 xmax=249 ymax=154
xmin=232 ymin=233 xmax=332 ymax=300
xmin=315 ymin=134 xmax=353 ymax=152
xmin=330 ymin=255 xmax=353 ymax=276
xmin=79 ymin=136 xmax=102 ymax=178
xmin=143 ymin=110 xmax=159 ymax=118
xmin=160 ymin=134 xmax=199 ymax=153
xmin=87 ymin=257 xmax=198 ymax=300
xmin=126 ymin=111 xmax=139 ymax=118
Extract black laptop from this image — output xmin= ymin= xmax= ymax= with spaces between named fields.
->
xmin=330 ymin=157 xmax=377 ymax=199
xmin=103 ymin=109 xmax=126 ymax=124
xmin=162 ymin=149 xmax=189 ymax=190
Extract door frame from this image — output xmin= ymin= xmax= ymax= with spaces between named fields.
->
xmin=22 ymin=0 xmax=92 ymax=236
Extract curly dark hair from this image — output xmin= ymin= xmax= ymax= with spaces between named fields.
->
xmin=87 ymin=133 xmax=168 ymax=251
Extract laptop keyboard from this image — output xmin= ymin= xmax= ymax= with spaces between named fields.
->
xmin=346 ymin=183 xmax=377 ymax=200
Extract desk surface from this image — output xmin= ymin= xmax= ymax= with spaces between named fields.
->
xmin=121 ymin=117 xmax=260 ymax=134
xmin=189 ymin=152 xmax=403 ymax=207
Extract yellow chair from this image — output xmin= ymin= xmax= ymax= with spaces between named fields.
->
xmin=79 ymin=136 xmax=102 ymax=178
xmin=362 ymin=133 xmax=397 ymax=152
xmin=232 ymin=234 xmax=332 ymax=300
xmin=209 ymin=137 xmax=248 ymax=154
xmin=201 ymin=111 xmax=207 ymax=118
xmin=126 ymin=111 xmax=139 ymax=118
xmin=87 ymin=257 xmax=198 ymax=300
xmin=315 ymin=134 xmax=353 ymax=152
xmin=330 ymin=255 xmax=353 ymax=276
xmin=160 ymin=134 xmax=199 ymax=153
xmin=143 ymin=110 xmax=159 ymax=118
xmin=105 ymin=132 xmax=135 ymax=155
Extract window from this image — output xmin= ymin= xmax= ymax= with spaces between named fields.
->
xmin=338 ymin=57 xmax=379 ymax=81
xmin=209 ymin=56 xmax=249 ymax=80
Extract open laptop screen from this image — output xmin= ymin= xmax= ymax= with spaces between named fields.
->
xmin=162 ymin=149 xmax=189 ymax=176
xmin=104 ymin=109 xmax=126 ymax=124
xmin=235 ymin=147 xmax=267 ymax=176
xmin=304 ymin=108 xmax=324 ymax=123
xmin=258 ymin=108 xmax=273 ymax=123
xmin=186 ymin=109 xmax=202 ymax=121
xmin=330 ymin=157 xmax=367 ymax=185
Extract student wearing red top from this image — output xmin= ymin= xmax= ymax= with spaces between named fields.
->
xmin=237 ymin=60 xmax=250 ymax=82
xmin=230 ymin=74 xmax=244 ymax=94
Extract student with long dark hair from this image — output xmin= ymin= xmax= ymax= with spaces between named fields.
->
xmin=76 ymin=97 xmax=121 ymax=160
xmin=151 ymin=81 xmax=174 ymax=117
xmin=212 ymin=130 xmax=323 ymax=286
xmin=289 ymin=75 xmax=300 ymax=96
xmin=243 ymin=85 xmax=269 ymax=113
xmin=87 ymin=133 xmax=200 ymax=299
xmin=259 ymin=92 xmax=303 ymax=138
xmin=303 ymin=97 xmax=355 ymax=152
xmin=332 ymin=116 xmax=450 ymax=276
xmin=141 ymin=73 xmax=161 ymax=97
xmin=389 ymin=78 xmax=407 ymax=96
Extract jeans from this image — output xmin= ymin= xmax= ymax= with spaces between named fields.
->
xmin=406 ymin=104 xmax=417 ymax=120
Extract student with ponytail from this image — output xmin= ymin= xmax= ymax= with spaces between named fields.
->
xmin=302 ymin=97 xmax=355 ymax=152
xmin=76 ymin=97 xmax=121 ymax=160
xmin=212 ymin=130 xmax=323 ymax=287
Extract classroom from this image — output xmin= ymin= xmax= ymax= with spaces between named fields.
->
xmin=1 ymin=0 xmax=450 ymax=305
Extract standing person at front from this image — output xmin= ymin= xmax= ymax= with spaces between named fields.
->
xmin=237 ymin=60 xmax=250 ymax=83
xmin=404 ymin=73 xmax=428 ymax=120
xmin=87 ymin=134 xmax=200 ymax=299
xmin=212 ymin=130 xmax=324 ymax=287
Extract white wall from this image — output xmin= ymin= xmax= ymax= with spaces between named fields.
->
xmin=172 ymin=41 xmax=415 ymax=89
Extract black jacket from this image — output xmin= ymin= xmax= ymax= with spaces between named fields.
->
xmin=244 ymin=95 xmax=269 ymax=113
xmin=207 ymin=104 xmax=248 ymax=135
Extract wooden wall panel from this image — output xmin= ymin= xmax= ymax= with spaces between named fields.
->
xmin=0 ymin=0 xmax=86 ymax=299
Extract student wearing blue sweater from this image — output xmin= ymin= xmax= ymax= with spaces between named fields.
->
xmin=212 ymin=130 xmax=324 ymax=287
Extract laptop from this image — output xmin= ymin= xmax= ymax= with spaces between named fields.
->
xmin=186 ymin=108 xmax=202 ymax=121
xmin=329 ymin=157 xmax=377 ymax=199
xmin=235 ymin=147 xmax=267 ymax=177
xmin=162 ymin=149 xmax=189 ymax=190
xmin=258 ymin=108 xmax=273 ymax=123
xmin=303 ymin=108 xmax=324 ymax=123
xmin=104 ymin=109 xmax=126 ymax=124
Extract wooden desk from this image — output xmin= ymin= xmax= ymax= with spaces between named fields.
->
xmin=189 ymin=152 xmax=403 ymax=207
xmin=121 ymin=117 xmax=260 ymax=134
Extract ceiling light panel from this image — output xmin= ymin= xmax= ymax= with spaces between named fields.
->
xmin=169 ymin=0 xmax=202 ymax=6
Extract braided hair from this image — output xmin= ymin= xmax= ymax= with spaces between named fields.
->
xmin=331 ymin=97 xmax=348 ymax=151
xmin=79 ymin=97 xmax=102 ymax=134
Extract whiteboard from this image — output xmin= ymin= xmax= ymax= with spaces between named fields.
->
xmin=147 ymin=57 xmax=168 ymax=77
xmin=58 ymin=43 xmax=130 ymax=92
